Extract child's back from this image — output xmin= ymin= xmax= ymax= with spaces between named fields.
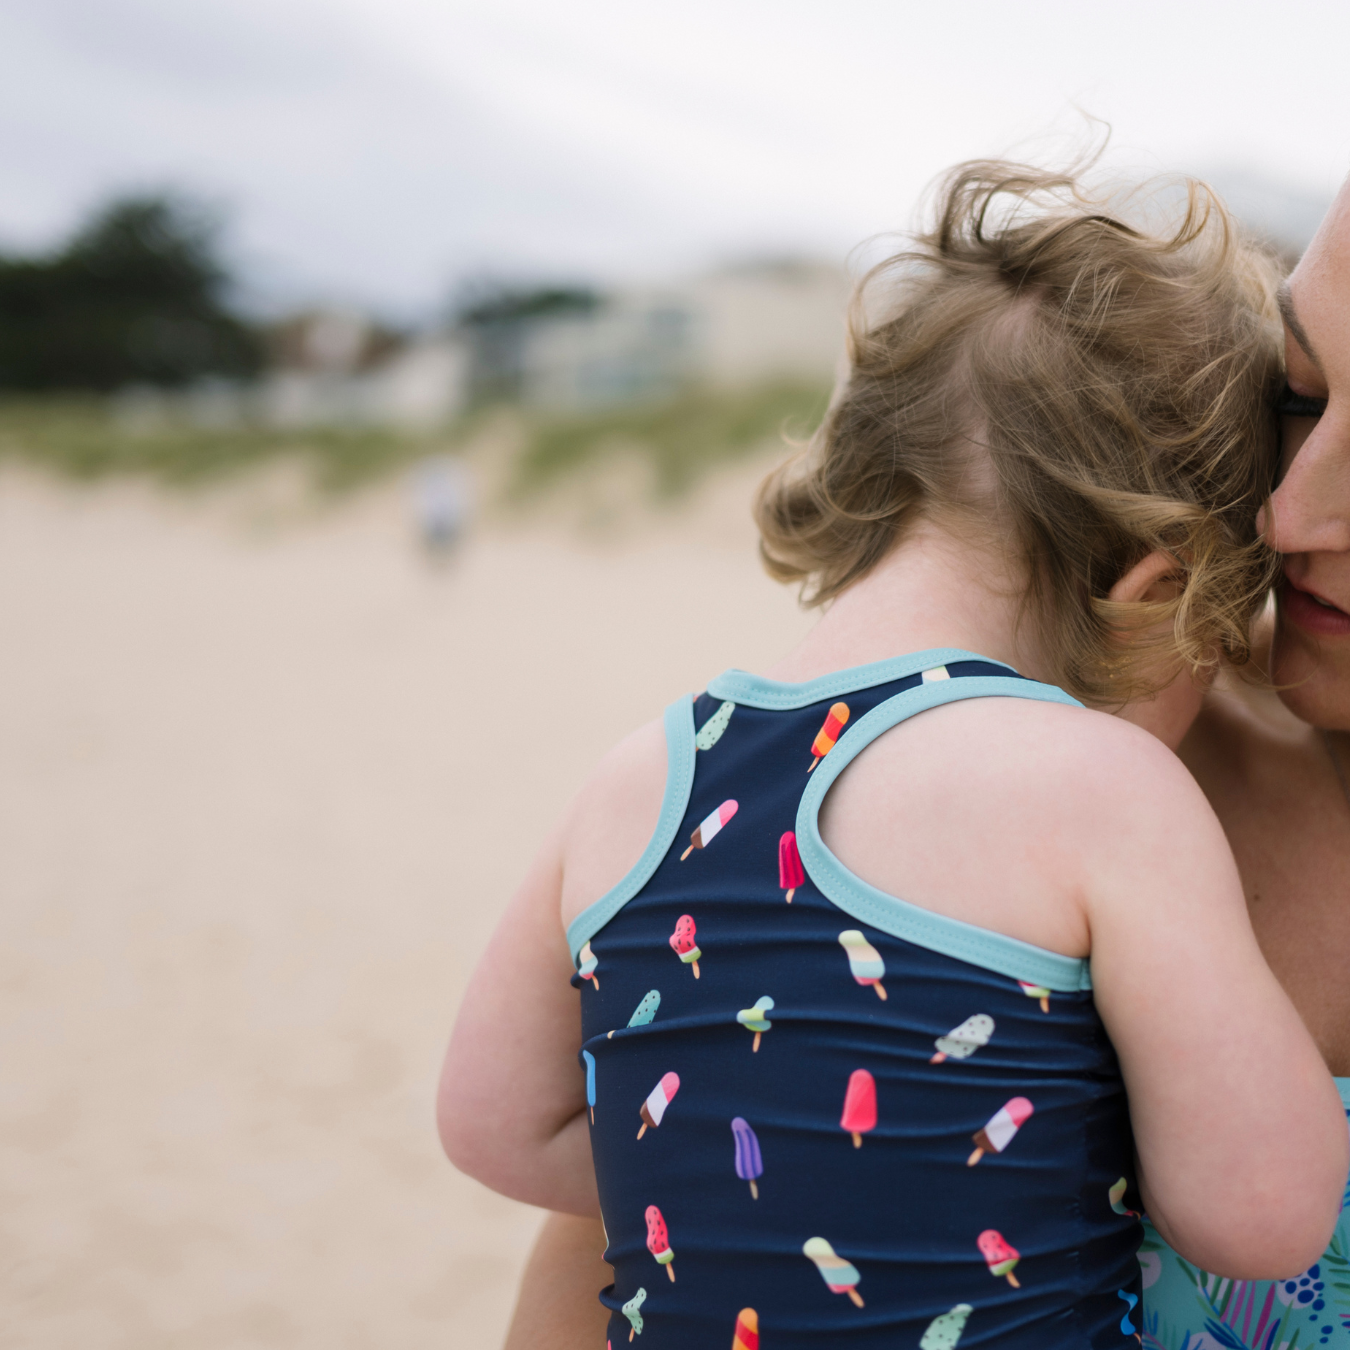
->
xmin=572 ymin=654 xmax=1137 ymax=1347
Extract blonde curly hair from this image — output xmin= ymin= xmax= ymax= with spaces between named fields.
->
xmin=755 ymin=160 xmax=1284 ymax=703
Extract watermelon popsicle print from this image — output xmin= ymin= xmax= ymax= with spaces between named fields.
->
xmin=808 ymin=702 xmax=850 ymax=771
xmin=637 ymin=1073 xmax=680 ymax=1139
xmin=778 ymin=831 xmax=804 ymax=903
xmin=731 ymin=1116 xmax=763 ymax=1198
xmin=645 ymin=1205 xmax=676 ymax=1281
xmin=681 ymin=799 xmax=738 ymax=860
xmin=977 ymin=1229 xmax=1021 ymax=1287
xmin=668 ymin=915 xmax=701 ymax=978
xmin=968 ymin=1096 xmax=1034 ymax=1165
xmin=840 ymin=1069 xmax=876 ymax=1147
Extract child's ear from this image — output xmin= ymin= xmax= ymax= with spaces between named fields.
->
xmin=1108 ymin=549 xmax=1184 ymax=606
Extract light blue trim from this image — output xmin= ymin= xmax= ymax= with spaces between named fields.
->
xmin=797 ymin=675 xmax=1094 ymax=992
xmin=1337 ymin=1077 xmax=1350 ymax=1111
xmin=706 ymin=649 xmax=1015 ymax=710
xmin=566 ymin=696 xmax=695 ymax=963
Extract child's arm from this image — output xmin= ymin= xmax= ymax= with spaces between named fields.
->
xmin=1081 ymin=719 xmax=1349 ymax=1278
xmin=438 ymin=717 xmax=667 ymax=1216
xmin=437 ymin=820 xmax=598 ymax=1215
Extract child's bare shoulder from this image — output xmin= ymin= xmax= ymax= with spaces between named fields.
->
xmin=559 ymin=715 xmax=668 ymax=929
xmin=844 ymin=692 xmax=1211 ymax=836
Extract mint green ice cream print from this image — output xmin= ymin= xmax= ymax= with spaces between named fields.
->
xmin=609 ymin=989 xmax=662 ymax=1039
xmin=695 ymin=700 xmax=735 ymax=751
xmin=920 ymin=1303 xmax=972 ymax=1349
xmin=622 ymin=1287 xmax=647 ymax=1339
xmin=737 ymin=996 xmax=774 ymax=1052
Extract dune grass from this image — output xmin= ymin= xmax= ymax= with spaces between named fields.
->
xmin=0 ymin=379 xmax=833 ymax=498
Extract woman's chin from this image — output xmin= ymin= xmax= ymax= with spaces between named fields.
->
xmin=1272 ymin=615 xmax=1350 ymax=731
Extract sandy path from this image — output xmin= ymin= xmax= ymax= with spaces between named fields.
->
xmin=0 ymin=459 xmax=812 ymax=1348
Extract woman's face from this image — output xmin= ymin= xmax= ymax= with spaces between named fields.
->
xmin=1267 ymin=181 xmax=1350 ymax=730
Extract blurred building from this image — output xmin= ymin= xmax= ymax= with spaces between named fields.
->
xmin=465 ymin=260 xmax=849 ymax=412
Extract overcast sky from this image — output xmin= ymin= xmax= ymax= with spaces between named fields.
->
xmin=0 ymin=0 xmax=1345 ymax=319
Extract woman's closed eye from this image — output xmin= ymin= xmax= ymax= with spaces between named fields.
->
xmin=1275 ymin=384 xmax=1328 ymax=418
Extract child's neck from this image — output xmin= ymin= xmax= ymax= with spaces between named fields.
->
xmin=766 ymin=514 xmax=1047 ymax=684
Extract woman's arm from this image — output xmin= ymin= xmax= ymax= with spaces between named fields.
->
xmin=503 ymin=1215 xmax=610 ymax=1350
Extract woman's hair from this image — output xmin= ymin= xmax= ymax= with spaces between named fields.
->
xmin=756 ymin=160 xmax=1285 ymax=703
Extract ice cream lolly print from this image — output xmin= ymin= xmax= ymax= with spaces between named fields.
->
xmin=778 ymin=831 xmax=804 ymax=902
xmin=838 ymin=930 xmax=887 ymax=999
xmin=731 ymin=1116 xmax=762 ymax=1198
xmin=577 ymin=941 xmax=599 ymax=990
xmin=1018 ymin=979 xmax=1050 ymax=1012
xmin=645 ymin=1205 xmax=675 ymax=1281
xmin=803 ymin=1236 xmax=864 ymax=1306
xmin=622 ymin=1287 xmax=646 ymax=1340
xmin=610 ymin=989 xmax=661 ymax=1039
xmin=668 ymin=915 xmax=701 ymax=978
xmin=736 ymin=996 xmax=774 ymax=1052
xmin=968 ymin=1096 xmax=1034 ymax=1165
xmin=931 ymin=1014 xmax=994 ymax=1064
xmin=920 ymin=1303 xmax=972 ymax=1350
xmin=694 ymin=700 xmax=735 ymax=751
xmin=1108 ymin=1177 xmax=1140 ymax=1217
xmin=840 ymin=1069 xmax=876 ymax=1147
xmin=808 ymin=702 xmax=850 ymax=771
xmin=731 ymin=1307 xmax=759 ymax=1350
xmin=583 ymin=1049 xmax=596 ymax=1123
xmin=637 ymin=1073 xmax=679 ymax=1139
xmin=978 ymin=1229 xmax=1021 ymax=1287
xmin=681 ymin=800 xmax=738 ymax=860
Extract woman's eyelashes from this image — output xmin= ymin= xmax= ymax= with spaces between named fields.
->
xmin=1275 ymin=384 xmax=1328 ymax=419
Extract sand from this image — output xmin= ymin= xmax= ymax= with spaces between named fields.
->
xmin=0 ymin=456 xmax=813 ymax=1348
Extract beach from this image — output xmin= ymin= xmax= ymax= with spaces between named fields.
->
xmin=0 ymin=456 xmax=812 ymax=1347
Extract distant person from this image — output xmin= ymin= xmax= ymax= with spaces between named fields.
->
xmin=438 ymin=162 xmax=1347 ymax=1348
xmin=409 ymin=455 xmax=472 ymax=555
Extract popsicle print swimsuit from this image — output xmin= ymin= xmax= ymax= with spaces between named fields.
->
xmin=570 ymin=651 xmax=1144 ymax=1348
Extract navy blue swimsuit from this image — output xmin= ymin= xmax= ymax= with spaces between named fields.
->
xmin=569 ymin=651 xmax=1144 ymax=1348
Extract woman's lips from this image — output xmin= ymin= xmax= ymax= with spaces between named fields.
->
xmin=1280 ymin=577 xmax=1350 ymax=637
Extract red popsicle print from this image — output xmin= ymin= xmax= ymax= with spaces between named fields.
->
xmin=778 ymin=831 xmax=804 ymax=903
xmin=840 ymin=1069 xmax=877 ymax=1148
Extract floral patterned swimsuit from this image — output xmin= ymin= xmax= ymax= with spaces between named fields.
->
xmin=1139 ymin=1080 xmax=1350 ymax=1350
xmin=570 ymin=651 xmax=1145 ymax=1348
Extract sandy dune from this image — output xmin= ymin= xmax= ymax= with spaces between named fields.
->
xmin=0 ymin=457 xmax=812 ymax=1348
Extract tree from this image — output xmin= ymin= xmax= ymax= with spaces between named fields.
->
xmin=0 ymin=194 xmax=262 ymax=390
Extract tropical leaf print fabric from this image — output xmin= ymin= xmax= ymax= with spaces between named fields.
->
xmin=571 ymin=662 xmax=1143 ymax=1346
xmin=1140 ymin=1101 xmax=1350 ymax=1350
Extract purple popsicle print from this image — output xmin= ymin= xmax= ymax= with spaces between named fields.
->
xmin=731 ymin=1116 xmax=762 ymax=1199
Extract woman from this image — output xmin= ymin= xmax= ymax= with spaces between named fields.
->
xmin=491 ymin=175 xmax=1350 ymax=1350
